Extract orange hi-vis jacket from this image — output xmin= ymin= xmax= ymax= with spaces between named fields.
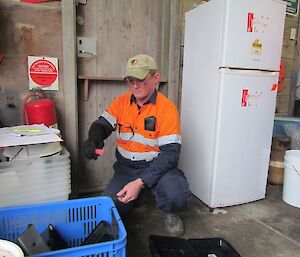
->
xmin=100 ymin=90 xmax=182 ymax=163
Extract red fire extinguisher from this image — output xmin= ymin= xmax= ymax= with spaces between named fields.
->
xmin=23 ymin=91 xmax=57 ymax=128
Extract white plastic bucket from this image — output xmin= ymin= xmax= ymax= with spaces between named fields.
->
xmin=283 ymin=150 xmax=300 ymax=208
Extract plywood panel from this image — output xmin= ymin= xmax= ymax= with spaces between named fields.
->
xmin=283 ymin=18 xmax=298 ymax=39
xmin=76 ymin=0 xmax=98 ymax=76
xmin=282 ymin=38 xmax=296 ymax=60
xmin=182 ymin=0 xmax=207 ymax=15
xmin=77 ymin=0 xmax=164 ymax=78
xmin=78 ymin=81 xmax=128 ymax=192
xmin=276 ymin=95 xmax=290 ymax=114
xmin=0 ymin=1 xmax=64 ymax=128
xmin=279 ymin=77 xmax=292 ymax=96
xmin=276 ymin=16 xmax=298 ymax=115
xmin=77 ymin=0 xmax=172 ymax=193
xmin=167 ymin=0 xmax=182 ymax=105
xmin=283 ymin=58 xmax=294 ymax=78
xmin=280 ymin=14 xmax=300 ymax=116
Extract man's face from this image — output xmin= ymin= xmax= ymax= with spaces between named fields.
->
xmin=126 ymin=72 xmax=160 ymax=104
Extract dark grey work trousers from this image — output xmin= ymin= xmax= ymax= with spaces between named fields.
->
xmin=102 ymin=161 xmax=191 ymax=218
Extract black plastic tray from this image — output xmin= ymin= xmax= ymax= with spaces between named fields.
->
xmin=189 ymin=238 xmax=241 ymax=257
xmin=149 ymin=235 xmax=197 ymax=257
xmin=149 ymin=235 xmax=241 ymax=257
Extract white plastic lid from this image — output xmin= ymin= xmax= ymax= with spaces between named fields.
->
xmin=0 ymin=239 xmax=24 ymax=257
xmin=3 ymin=142 xmax=62 ymax=160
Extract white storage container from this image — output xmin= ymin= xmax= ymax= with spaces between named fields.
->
xmin=283 ymin=150 xmax=300 ymax=208
xmin=0 ymin=147 xmax=71 ymax=208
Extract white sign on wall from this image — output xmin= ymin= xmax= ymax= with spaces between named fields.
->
xmin=28 ymin=56 xmax=59 ymax=90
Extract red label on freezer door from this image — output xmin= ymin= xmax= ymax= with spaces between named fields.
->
xmin=241 ymin=89 xmax=248 ymax=107
xmin=271 ymin=84 xmax=278 ymax=92
xmin=241 ymin=89 xmax=263 ymax=107
xmin=247 ymin=13 xmax=254 ymax=32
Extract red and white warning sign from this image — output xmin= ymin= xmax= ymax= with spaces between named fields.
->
xmin=28 ymin=56 xmax=58 ymax=90
xmin=241 ymin=88 xmax=262 ymax=108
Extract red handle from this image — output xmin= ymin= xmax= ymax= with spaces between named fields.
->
xmin=95 ymin=149 xmax=105 ymax=155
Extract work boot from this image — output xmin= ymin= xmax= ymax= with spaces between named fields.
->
xmin=164 ymin=213 xmax=184 ymax=237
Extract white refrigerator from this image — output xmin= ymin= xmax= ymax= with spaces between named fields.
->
xmin=179 ymin=0 xmax=286 ymax=208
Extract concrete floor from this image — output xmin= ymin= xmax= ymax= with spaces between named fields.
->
xmin=124 ymin=185 xmax=300 ymax=257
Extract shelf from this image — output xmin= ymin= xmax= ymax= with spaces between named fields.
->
xmin=78 ymin=76 xmax=124 ymax=101
xmin=78 ymin=75 xmax=168 ymax=101
xmin=78 ymin=75 xmax=125 ymax=81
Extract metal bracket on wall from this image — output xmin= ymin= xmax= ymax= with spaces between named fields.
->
xmin=75 ymin=0 xmax=87 ymax=5
xmin=77 ymin=37 xmax=96 ymax=57
xmin=78 ymin=76 xmax=124 ymax=101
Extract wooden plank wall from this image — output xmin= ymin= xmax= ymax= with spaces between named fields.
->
xmin=77 ymin=0 xmax=173 ymax=194
xmin=77 ymin=0 xmax=164 ymax=78
xmin=0 ymin=0 xmax=65 ymax=130
xmin=277 ymin=14 xmax=299 ymax=116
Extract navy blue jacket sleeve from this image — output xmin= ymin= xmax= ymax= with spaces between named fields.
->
xmin=93 ymin=116 xmax=115 ymax=139
xmin=139 ymin=143 xmax=181 ymax=188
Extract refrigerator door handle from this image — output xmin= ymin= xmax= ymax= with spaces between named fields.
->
xmin=219 ymin=68 xmax=279 ymax=77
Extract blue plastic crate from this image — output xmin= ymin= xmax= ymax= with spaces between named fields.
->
xmin=0 ymin=196 xmax=126 ymax=257
xmin=273 ymin=117 xmax=300 ymax=137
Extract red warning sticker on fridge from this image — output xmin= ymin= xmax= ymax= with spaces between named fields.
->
xmin=241 ymin=89 xmax=248 ymax=107
xmin=247 ymin=13 xmax=254 ymax=32
xmin=241 ymin=89 xmax=263 ymax=107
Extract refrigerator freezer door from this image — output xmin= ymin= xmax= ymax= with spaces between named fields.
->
xmin=210 ymin=69 xmax=278 ymax=207
xmin=221 ymin=0 xmax=286 ymax=71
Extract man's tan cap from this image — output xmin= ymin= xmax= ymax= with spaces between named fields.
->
xmin=125 ymin=54 xmax=158 ymax=80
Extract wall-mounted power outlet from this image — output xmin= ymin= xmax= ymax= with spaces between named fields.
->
xmin=290 ymin=28 xmax=297 ymax=40
xmin=77 ymin=37 xmax=97 ymax=58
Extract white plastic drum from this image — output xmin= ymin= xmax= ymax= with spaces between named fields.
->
xmin=3 ymin=142 xmax=62 ymax=160
xmin=283 ymin=150 xmax=300 ymax=208
xmin=0 ymin=239 xmax=24 ymax=257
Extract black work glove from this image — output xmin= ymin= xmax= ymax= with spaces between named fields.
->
xmin=82 ymin=122 xmax=107 ymax=160
xmin=82 ymin=138 xmax=104 ymax=160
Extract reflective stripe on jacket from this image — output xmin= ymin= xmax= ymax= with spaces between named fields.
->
xmin=100 ymin=90 xmax=181 ymax=162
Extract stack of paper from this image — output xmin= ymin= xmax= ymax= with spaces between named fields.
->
xmin=0 ymin=124 xmax=62 ymax=148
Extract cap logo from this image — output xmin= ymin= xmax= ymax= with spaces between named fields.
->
xmin=131 ymin=59 xmax=139 ymax=66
